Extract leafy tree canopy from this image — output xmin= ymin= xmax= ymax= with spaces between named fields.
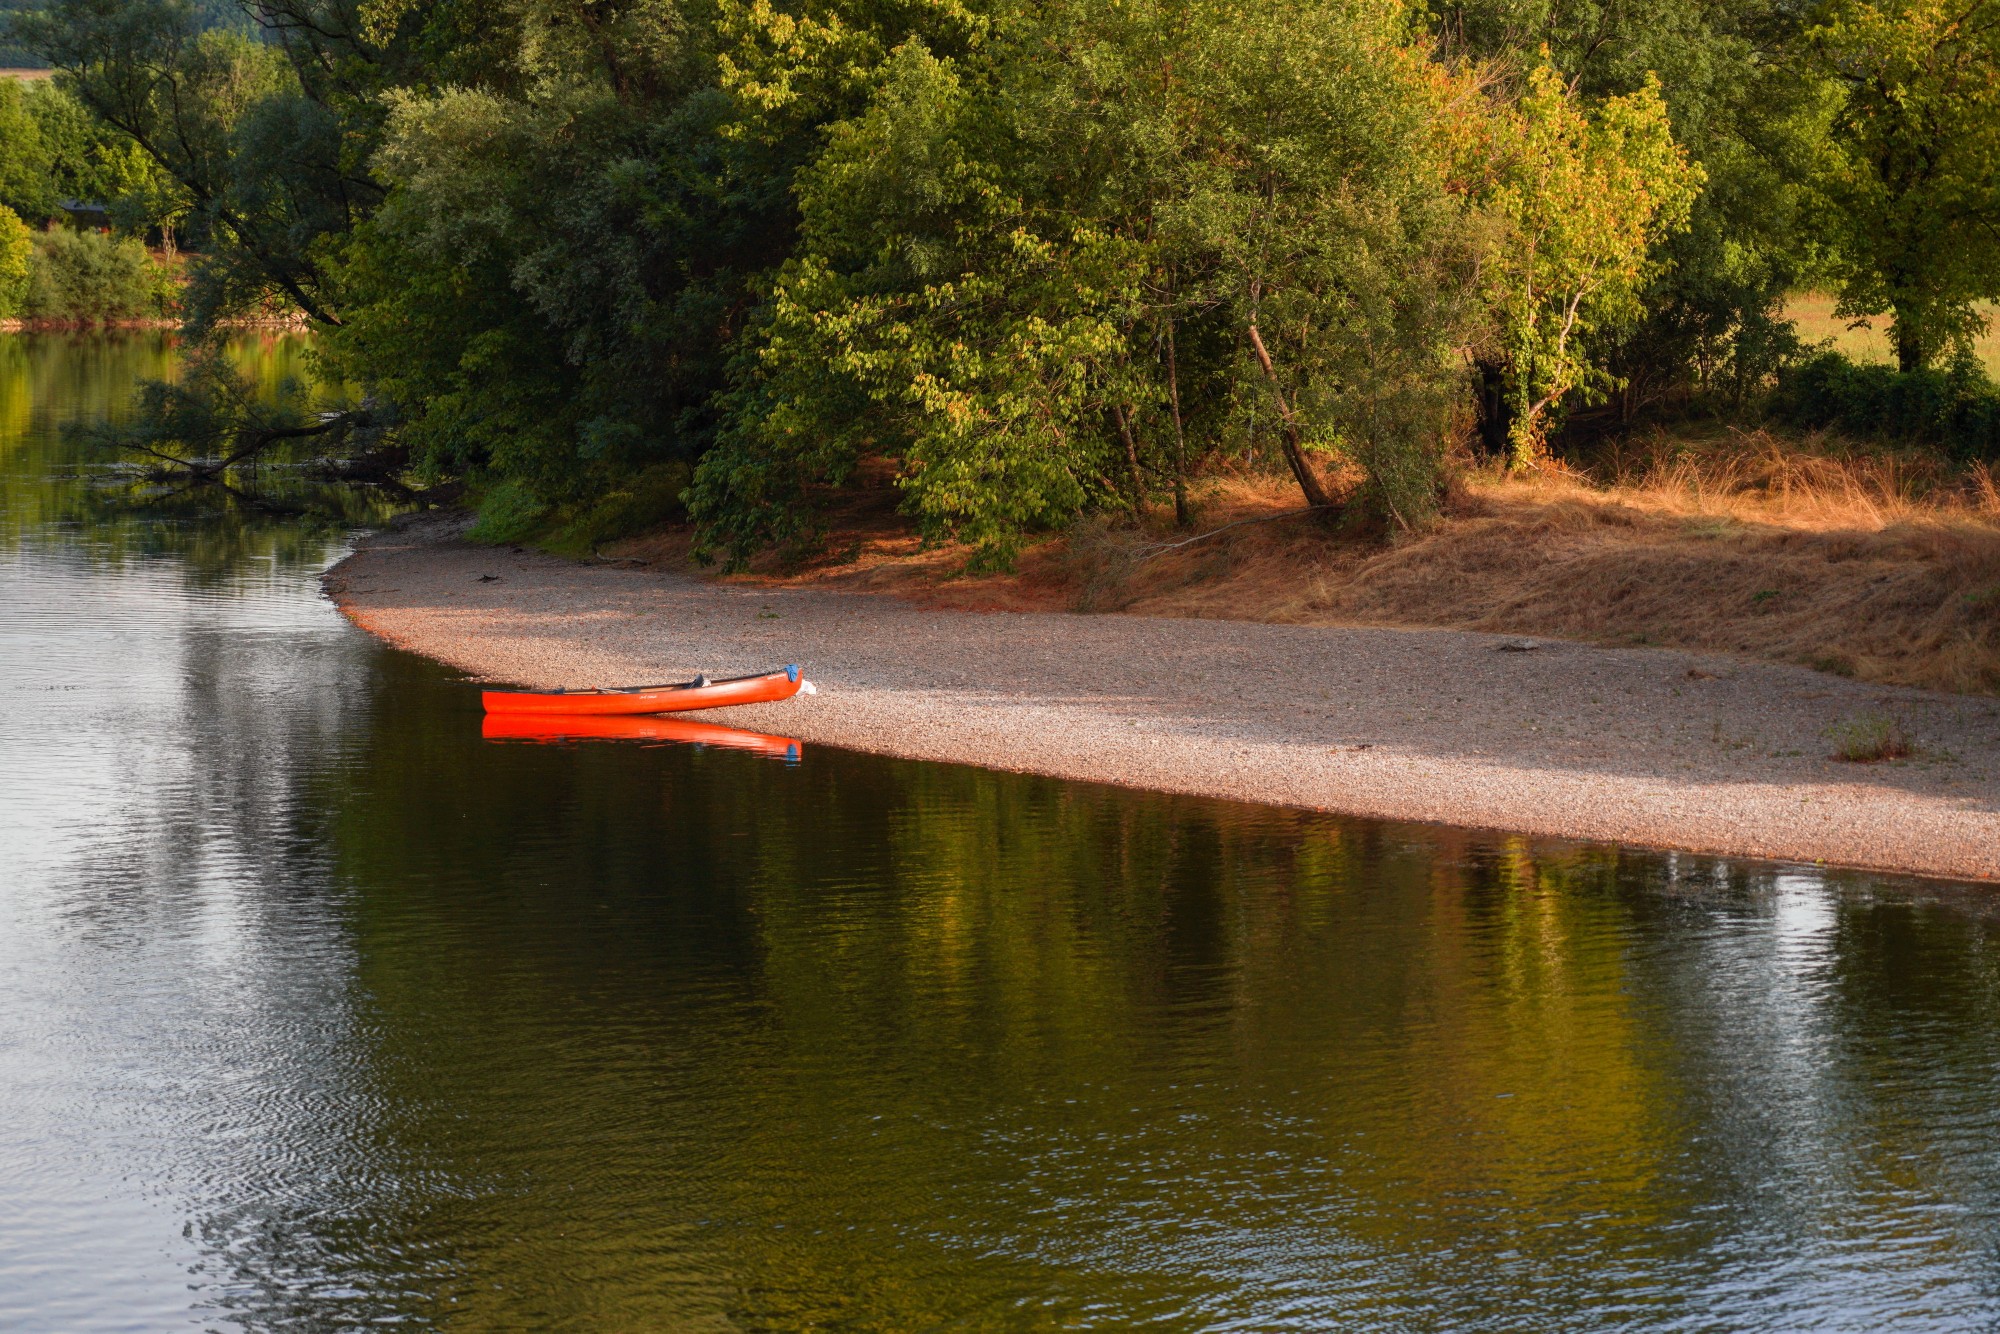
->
xmin=8 ymin=0 xmax=1997 ymax=553
xmin=0 ymin=203 xmax=31 ymax=316
xmin=1803 ymin=0 xmax=2000 ymax=370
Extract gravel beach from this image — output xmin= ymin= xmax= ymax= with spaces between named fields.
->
xmin=326 ymin=516 xmax=2000 ymax=882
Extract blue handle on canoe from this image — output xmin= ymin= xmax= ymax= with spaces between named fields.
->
xmin=786 ymin=664 xmax=799 ymax=683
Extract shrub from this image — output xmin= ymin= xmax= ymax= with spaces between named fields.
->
xmin=468 ymin=463 xmax=693 ymax=555
xmin=542 ymin=462 xmax=692 ymax=556
xmin=1772 ymin=351 xmax=2000 ymax=461
xmin=0 ymin=205 xmax=29 ymax=318
xmin=23 ymin=227 xmax=169 ymax=322
xmin=464 ymin=478 xmax=550 ymax=545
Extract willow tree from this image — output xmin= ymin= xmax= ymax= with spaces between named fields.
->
xmin=1168 ymin=1 xmax=1487 ymax=526
xmin=689 ymin=0 xmax=1490 ymax=564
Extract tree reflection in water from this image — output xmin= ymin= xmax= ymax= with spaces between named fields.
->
xmin=6 ymin=330 xmax=2000 ymax=1332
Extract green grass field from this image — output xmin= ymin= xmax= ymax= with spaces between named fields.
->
xmin=1785 ymin=293 xmax=2000 ymax=377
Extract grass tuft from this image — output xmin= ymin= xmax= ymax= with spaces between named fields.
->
xmin=1827 ymin=715 xmax=1914 ymax=763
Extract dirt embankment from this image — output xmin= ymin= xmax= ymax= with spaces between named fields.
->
xmin=607 ymin=436 xmax=2000 ymax=698
xmin=329 ymin=512 xmax=2000 ymax=884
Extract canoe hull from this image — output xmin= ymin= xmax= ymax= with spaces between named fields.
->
xmin=481 ymin=666 xmax=803 ymax=716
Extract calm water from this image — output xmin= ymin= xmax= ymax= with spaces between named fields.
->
xmin=7 ymin=334 xmax=2000 ymax=1331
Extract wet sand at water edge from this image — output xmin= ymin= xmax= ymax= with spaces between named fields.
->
xmin=326 ymin=516 xmax=2000 ymax=883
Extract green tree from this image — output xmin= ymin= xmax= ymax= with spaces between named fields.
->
xmin=324 ymin=0 xmax=803 ymax=507
xmin=1481 ymin=65 xmax=1700 ymax=464
xmin=1805 ymin=0 xmax=2000 ymax=370
xmin=1172 ymin=3 xmax=1485 ymax=523
xmin=13 ymin=0 xmax=814 ymax=494
xmin=0 ymin=76 xmax=193 ymax=234
xmin=690 ymin=37 xmax=1146 ymax=563
xmin=26 ymin=81 xmax=190 ymax=238
xmin=1436 ymin=0 xmax=1824 ymax=418
xmin=0 ymin=77 xmax=55 ymax=220
xmin=690 ymin=0 xmax=1489 ymax=563
xmin=0 ymin=202 xmax=31 ymax=316
xmin=23 ymin=226 xmax=164 ymax=320
xmin=14 ymin=4 xmax=343 ymax=326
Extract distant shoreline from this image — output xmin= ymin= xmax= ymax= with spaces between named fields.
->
xmin=0 ymin=319 xmax=179 ymax=333
xmin=325 ymin=515 xmax=2000 ymax=884
xmin=0 ymin=317 xmax=310 ymax=333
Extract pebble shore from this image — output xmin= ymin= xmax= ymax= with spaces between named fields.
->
xmin=325 ymin=516 xmax=2000 ymax=883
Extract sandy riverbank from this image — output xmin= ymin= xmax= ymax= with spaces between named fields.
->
xmin=326 ymin=515 xmax=2000 ymax=882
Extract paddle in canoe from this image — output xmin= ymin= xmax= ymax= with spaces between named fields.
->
xmin=482 ymin=664 xmax=808 ymax=717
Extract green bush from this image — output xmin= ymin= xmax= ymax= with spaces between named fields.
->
xmin=1771 ymin=351 xmax=2000 ymax=461
xmin=542 ymin=462 xmax=692 ymax=557
xmin=464 ymin=478 xmax=551 ymax=546
xmin=467 ymin=464 xmax=692 ymax=554
xmin=23 ymin=227 xmax=169 ymax=322
xmin=0 ymin=205 xmax=29 ymax=318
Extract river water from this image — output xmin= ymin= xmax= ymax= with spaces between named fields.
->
xmin=6 ymin=332 xmax=2000 ymax=1331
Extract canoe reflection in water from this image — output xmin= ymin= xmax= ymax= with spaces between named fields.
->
xmin=481 ymin=712 xmax=803 ymax=762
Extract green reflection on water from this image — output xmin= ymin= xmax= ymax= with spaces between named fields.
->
xmin=291 ymin=651 xmax=2000 ymax=1330
xmin=0 ymin=330 xmax=395 ymax=576
xmin=9 ymin=330 xmax=2000 ymax=1331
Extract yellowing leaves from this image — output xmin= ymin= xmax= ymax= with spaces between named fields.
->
xmin=1481 ymin=64 xmax=1702 ymax=464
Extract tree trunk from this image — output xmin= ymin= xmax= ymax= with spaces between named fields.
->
xmin=1893 ymin=310 xmax=1926 ymax=374
xmin=1474 ymin=359 xmax=1511 ymax=458
xmin=1111 ymin=403 xmax=1147 ymax=518
xmin=1164 ymin=318 xmax=1190 ymax=527
xmin=1245 ymin=322 xmax=1334 ymax=510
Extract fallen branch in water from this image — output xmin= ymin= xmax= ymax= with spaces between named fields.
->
xmin=75 ymin=339 xmax=396 ymax=485
xmin=128 ymin=415 xmax=349 ymax=479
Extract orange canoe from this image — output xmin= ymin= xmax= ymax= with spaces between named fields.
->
xmin=481 ymin=713 xmax=803 ymax=761
xmin=482 ymin=665 xmax=804 ymax=716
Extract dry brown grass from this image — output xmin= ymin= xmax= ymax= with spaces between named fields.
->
xmin=1113 ymin=430 xmax=2000 ymax=693
xmin=606 ymin=427 xmax=2000 ymax=695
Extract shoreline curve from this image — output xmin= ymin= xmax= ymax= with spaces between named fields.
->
xmin=325 ymin=515 xmax=2000 ymax=884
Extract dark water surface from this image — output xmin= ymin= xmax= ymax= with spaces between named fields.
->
xmin=7 ymin=333 xmax=2000 ymax=1331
